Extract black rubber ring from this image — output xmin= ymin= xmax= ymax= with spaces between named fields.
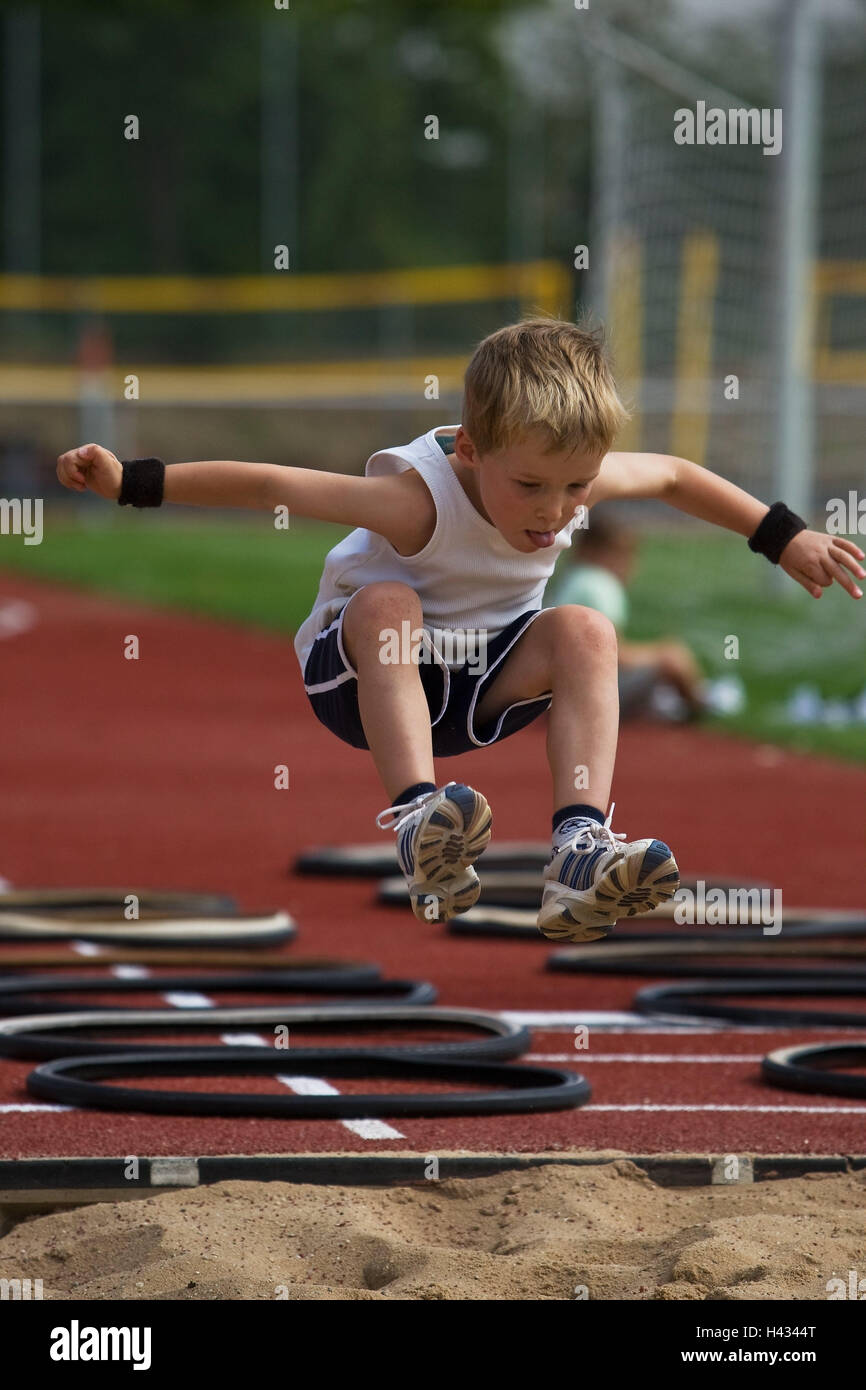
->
xmin=548 ymin=955 xmax=866 ymax=979
xmin=294 ymin=842 xmax=553 ymax=877
xmin=635 ymin=977 xmax=866 ymax=1027
xmin=761 ymin=1043 xmax=866 ymax=1099
xmin=0 ymin=888 xmax=238 ymax=918
xmin=0 ymin=911 xmax=297 ymax=947
xmin=449 ymin=915 xmax=545 ymax=940
xmin=0 ymin=1004 xmax=530 ymax=1062
xmin=380 ymin=872 xmax=544 ymax=909
xmin=0 ymin=972 xmax=435 ymax=1017
xmin=27 ymin=1048 xmax=591 ymax=1118
xmin=0 ymin=951 xmax=379 ymax=973
xmin=382 ymin=875 xmax=774 ymax=912
xmin=451 ymin=913 xmax=866 ymax=942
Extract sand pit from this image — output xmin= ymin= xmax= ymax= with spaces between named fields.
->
xmin=1 ymin=1160 xmax=864 ymax=1300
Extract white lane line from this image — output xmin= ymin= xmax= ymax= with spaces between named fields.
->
xmin=217 ymin=1029 xmax=404 ymax=1141
xmin=2 ymin=960 xmax=139 ymax=1116
xmin=124 ymin=969 xmax=405 ymax=1143
xmin=586 ymin=1103 xmax=866 ymax=1114
xmin=279 ymin=1076 xmax=344 ymax=1096
xmin=9 ymin=1049 xmax=865 ymax=1118
xmin=0 ymin=1103 xmax=74 ymax=1113
xmin=8 ymin=1099 xmax=863 ymax=1117
xmin=526 ymin=1053 xmax=766 ymax=1063
xmin=502 ymin=1011 xmax=662 ymax=1029
xmin=3 ymin=964 xmax=159 ymax=1117
xmin=503 ymin=1011 xmax=866 ymax=1036
xmin=18 ymin=975 xmax=856 ymax=1129
xmin=500 ymin=1011 xmax=767 ymax=1032
xmin=271 ymin=1074 xmax=402 ymax=1141
xmin=161 ymin=992 xmax=214 ymax=1008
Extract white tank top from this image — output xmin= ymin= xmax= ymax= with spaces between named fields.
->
xmin=293 ymin=424 xmax=586 ymax=674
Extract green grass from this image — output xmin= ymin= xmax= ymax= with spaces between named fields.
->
xmin=3 ymin=511 xmax=865 ymax=762
xmin=1 ymin=508 xmax=344 ymax=634
xmin=623 ymin=531 xmax=866 ymax=762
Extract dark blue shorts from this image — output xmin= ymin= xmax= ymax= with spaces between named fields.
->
xmin=301 ymin=592 xmax=553 ymax=757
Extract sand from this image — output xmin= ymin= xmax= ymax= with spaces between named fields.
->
xmin=2 ymin=1160 xmax=864 ymax=1300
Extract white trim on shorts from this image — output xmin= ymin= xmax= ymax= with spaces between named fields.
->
xmin=466 ymin=609 xmax=552 ymax=748
xmin=302 ymin=608 xmax=354 ymax=695
xmin=303 ymin=587 xmax=452 ymax=726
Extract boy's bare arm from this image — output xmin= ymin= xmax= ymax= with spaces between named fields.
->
xmin=592 ymin=451 xmax=865 ymax=600
xmin=56 ymin=444 xmax=435 ymax=553
xmin=163 ymin=457 xmax=433 ymax=544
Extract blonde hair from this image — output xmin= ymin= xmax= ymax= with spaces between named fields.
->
xmin=462 ymin=315 xmax=629 ymax=458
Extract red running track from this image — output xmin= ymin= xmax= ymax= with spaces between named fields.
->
xmin=1 ymin=571 xmax=865 ymax=1159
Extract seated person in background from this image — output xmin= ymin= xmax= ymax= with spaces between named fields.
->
xmin=544 ymin=511 xmax=708 ymax=721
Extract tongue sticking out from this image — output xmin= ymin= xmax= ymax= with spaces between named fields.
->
xmin=527 ymin=529 xmax=556 ymax=547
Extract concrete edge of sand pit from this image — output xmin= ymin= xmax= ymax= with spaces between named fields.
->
xmin=1 ymin=1150 xmax=864 ymax=1212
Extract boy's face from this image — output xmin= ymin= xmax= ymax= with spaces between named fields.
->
xmin=454 ymin=427 xmax=603 ymax=553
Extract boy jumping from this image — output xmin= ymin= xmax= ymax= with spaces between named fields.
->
xmin=56 ymin=318 xmax=864 ymax=943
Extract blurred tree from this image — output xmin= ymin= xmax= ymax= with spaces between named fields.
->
xmin=13 ymin=0 xmax=552 ymax=277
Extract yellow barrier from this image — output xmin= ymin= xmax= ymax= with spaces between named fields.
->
xmin=0 ymin=260 xmax=572 ymax=315
xmin=5 ymin=253 xmax=860 ymax=411
xmin=814 ymin=261 xmax=866 ymax=383
xmin=0 ymin=357 xmax=470 ymax=405
xmin=671 ymin=231 xmax=720 ymax=467
xmin=608 ymin=231 xmax=643 ymax=452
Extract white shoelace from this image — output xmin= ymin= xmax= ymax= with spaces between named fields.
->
xmin=559 ymin=802 xmax=627 ymax=856
xmin=375 ymin=781 xmax=456 ymax=832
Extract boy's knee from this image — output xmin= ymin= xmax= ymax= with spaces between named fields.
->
xmin=343 ymin=583 xmax=424 ymax=667
xmin=553 ymin=604 xmax=618 ymax=655
xmin=348 ymin=581 xmax=423 ymax=624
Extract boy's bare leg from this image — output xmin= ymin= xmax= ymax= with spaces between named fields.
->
xmin=341 ymin=581 xmax=436 ymax=802
xmin=473 ymin=606 xmax=619 ymax=813
xmin=474 ymin=606 xmax=677 ymax=939
xmin=342 ymin=581 xmax=491 ymax=923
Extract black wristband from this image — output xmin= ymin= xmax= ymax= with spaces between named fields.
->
xmin=118 ymin=457 xmax=165 ymax=508
xmin=747 ymin=501 xmax=807 ymax=564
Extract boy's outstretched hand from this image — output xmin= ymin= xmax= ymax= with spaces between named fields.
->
xmin=56 ymin=443 xmax=122 ymax=500
xmin=779 ymin=529 xmax=864 ymax=600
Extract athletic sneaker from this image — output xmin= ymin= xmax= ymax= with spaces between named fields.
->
xmin=375 ymin=781 xmax=492 ymax=922
xmin=537 ymin=803 xmax=680 ymax=943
